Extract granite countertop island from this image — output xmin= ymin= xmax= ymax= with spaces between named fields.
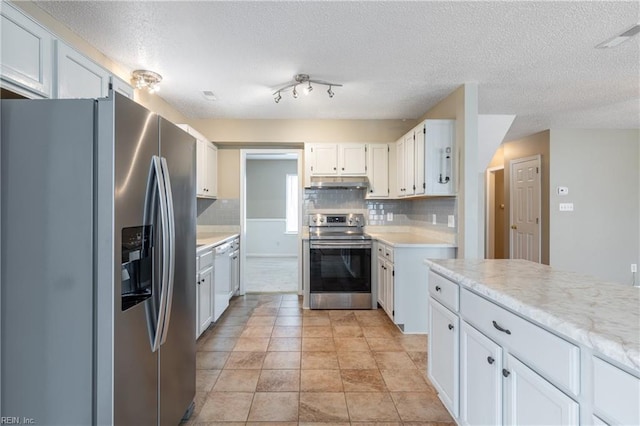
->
xmin=425 ymin=259 xmax=640 ymax=373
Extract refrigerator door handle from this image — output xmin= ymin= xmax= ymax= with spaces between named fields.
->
xmin=159 ymin=156 xmax=175 ymax=345
xmin=149 ymin=155 xmax=171 ymax=352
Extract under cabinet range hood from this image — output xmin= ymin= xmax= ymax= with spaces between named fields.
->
xmin=309 ymin=176 xmax=369 ymax=189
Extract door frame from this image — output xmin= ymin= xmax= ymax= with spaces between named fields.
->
xmin=239 ymin=149 xmax=304 ymax=295
xmin=485 ymin=165 xmax=504 ymax=259
xmin=509 ymin=155 xmax=541 ymax=262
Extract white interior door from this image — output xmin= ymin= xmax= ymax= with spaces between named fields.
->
xmin=509 ymin=156 xmax=541 ymax=262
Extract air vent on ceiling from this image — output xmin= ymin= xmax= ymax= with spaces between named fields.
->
xmin=202 ymin=91 xmax=217 ymax=101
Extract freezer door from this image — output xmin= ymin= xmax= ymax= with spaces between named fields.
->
xmin=158 ymin=118 xmax=197 ymax=424
xmin=113 ymin=94 xmax=161 ymax=426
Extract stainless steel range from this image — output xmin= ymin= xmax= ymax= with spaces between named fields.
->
xmin=307 ymin=213 xmax=373 ymax=309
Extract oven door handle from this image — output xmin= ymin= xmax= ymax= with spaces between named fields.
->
xmin=310 ymin=241 xmax=372 ymax=249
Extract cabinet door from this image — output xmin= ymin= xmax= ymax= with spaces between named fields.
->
xmin=339 ymin=144 xmax=367 ymax=175
xmin=425 ymin=120 xmax=455 ymax=195
xmin=377 ymin=255 xmax=386 ymax=307
xmin=414 ymin=124 xmax=426 ymax=196
xmin=309 ymin=144 xmax=338 ymax=175
xmin=385 ymin=261 xmax=394 ymax=320
xmin=55 ymin=41 xmax=109 ymax=99
xmin=196 ymin=139 xmax=206 ymax=196
xmin=460 ymin=321 xmax=502 ymax=426
xmin=110 ymin=75 xmax=134 ymax=99
xmin=366 ymin=144 xmax=389 ymax=198
xmin=404 ymin=133 xmax=416 ymax=195
xmin=428 ymin=298 xmax=459 ymax=417
xmin=0 ymin=3 xmax=52 ymax=98
xmin=503 ymin=354 xmax=579 ymax=425
xmin=205 ymin=142 xmax=218 ymax=197
xmin=197 ymin=267 xmax=213 ymax=337
xmin=396 ymin=138 xmax=406 ymax=197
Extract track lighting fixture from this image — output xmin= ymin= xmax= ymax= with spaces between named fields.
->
xmin=273 ymin=74 xmax=342 ymax=103
xmin=132 ymin=69 xmax=162 ymax=94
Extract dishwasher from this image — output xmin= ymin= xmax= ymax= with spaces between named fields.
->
xmin=213 ymin=242 xmax=231 ymax=322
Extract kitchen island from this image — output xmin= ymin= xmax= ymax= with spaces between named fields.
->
xmin=425 ymin=258 xmax=640 ymax=425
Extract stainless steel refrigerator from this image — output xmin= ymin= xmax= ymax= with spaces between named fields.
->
xmin=1 ymin=92 xmax=196 ymax=425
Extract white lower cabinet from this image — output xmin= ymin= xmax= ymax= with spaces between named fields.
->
xmin=376 ymin=242 xmax=394 ymax=320
xmin=428 ymin=297 xmax=459 ymax=418
xmin=504 ymin=354 xmax=579 ymax=425
xmin=196 ymin=266 xmax=213 ymax=338
xmin=460 ymin=321 xmax=502 ymax=425
xmin=592 ymin=356 xmax=640 ymax=425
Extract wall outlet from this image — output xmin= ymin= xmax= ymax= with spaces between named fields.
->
xmin=386 ymin=212 xmax=393 ymax=221
xmin=432 ymin=214 xmax=437 ymax=225
xmin=559 ymin=203 xmax=574 ymax=212
xmin=632 ymin=264 xmax=638 ymax=273
xmin=448 ymin=215 xmax=455 ymax=228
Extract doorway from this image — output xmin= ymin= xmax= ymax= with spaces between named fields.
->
xmin=486 ymin=166 xmax=507 ymax=259
xmin=509 ymin=155 xmax=541 ymax=262
xmin=240 ymin=149 xmax=303 ymax=294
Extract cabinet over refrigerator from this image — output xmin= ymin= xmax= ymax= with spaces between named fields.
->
xmin=1 ymin=92 xmax=197 ymax=425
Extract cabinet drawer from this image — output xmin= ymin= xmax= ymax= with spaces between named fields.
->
xmin=376 ymin=243 xmax=394 ymax=262
xmin=428 ymin=271 xmax=459 ymax=312
xmin=593 ymin=357 xmax=640 ymax=425
xmin=460 ymin=288 xmax=580 ymax=395
xmin=199 ymin=249 xmax=214 ymax=270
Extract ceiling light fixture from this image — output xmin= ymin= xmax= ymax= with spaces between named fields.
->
xmin=273 ymin=74 xmax=342 ymax=103
xmin=596 ymin=23 xmax=640 ymax=48
xmin=132 ymin=69 xmax=162 ymax=93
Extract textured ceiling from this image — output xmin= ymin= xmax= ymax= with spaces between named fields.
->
xmin=34 ymin=1 xmax=640 ymax=140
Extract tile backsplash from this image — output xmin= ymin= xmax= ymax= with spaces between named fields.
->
xmin=197 ymin=198 xmax=240 ymax=226
xmin=197 ymin=190 xmax=457 ymax=235
xmin=303 ymin=188 xmax=457 ymax=233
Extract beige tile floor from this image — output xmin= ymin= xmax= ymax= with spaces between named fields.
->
xmin=184 ymin=293 xmax=454 ymax=425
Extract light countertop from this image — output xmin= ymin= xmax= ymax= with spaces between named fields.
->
xmin=425 ymin=259 xmax=640 ymax=372
xmin=196 ymin=232 xmax=238 ymax=252
xmin=367 ymin=231 xmax=456 ymax=248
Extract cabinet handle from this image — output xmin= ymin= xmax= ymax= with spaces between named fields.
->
xmin=435 ymin=285 xmax=441 ymax=292
xmin=502 ymin=369 xmax=510 ymax=378
xmin=492 ymin=320 xmax=511 ymax=335
xmin=379 ymin=248 xmax=382 ymax=252
xmin=448 ymin=324 xmax=454 ymax=330
xmin=342 ymin=167 xmax=345 ymax=171
xmin=333 ymin=167 xmax=337 ymax=170
xmin=487 ymin=356 xmax=495 ymax=364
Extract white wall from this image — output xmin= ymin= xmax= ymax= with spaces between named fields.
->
xmin=245 ymin=219 xmax=297 ymax=256
xmin=549 ymin=129 xmax=640 ymax=285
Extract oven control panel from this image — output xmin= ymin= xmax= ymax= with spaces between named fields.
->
xmin=309 ymin=213 xmax=364 ymax=227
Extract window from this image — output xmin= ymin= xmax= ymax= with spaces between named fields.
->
xmin=285 ymin=174 xmax=298 ymax=233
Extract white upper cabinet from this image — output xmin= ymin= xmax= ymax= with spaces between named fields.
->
xmin=0 ymin=2 xmax=53 ymax=98
xmin=366 ymin=143 xmax=389 ymax=198
xmin=110 ymin=75 xmax=134 ymax=99
xmin=395 ymin=119 xmax=456 ymax=198
xmin=305 ymin=143 xmax=367 ymax=177
xmin=339 ymin=143 xmax=367 ymax=175
xmin=424 ymin=119 xmax=456 ymax=195
xmin=178 ymin=124 xmax=217 ymax=198
xmin=55 ymin=41 xmax=109 ymax=99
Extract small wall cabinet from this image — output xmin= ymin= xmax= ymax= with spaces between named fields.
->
xmin=305 ymin=143 xmax=367 ymax=178
xmin=55 ymin=41 xmax=110 ymax=99
xmin=0 ymin=2 xmax=53 ymax=98
xmin=396 ymin=119 xmax=456 ymax=198
xmin=366 ymin=143 xmax=390 ymax=198
xmin=178 ymin=124 xmax=218 ymax=198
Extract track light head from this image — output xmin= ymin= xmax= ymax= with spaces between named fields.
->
xmin=304 ymin=82 xmax=313 ymax=95
xmin=274 ymin=91 xmax=282 ymax=103
xmin=327 ymin=85 xmax=334 ymax=98
xmin=293 ymin=86 xmax=299 ymax=99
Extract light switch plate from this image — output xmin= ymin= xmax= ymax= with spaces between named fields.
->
xmin=557 ymin=186 xmax=569 ymax=195
xmin=448 ymin=215 xmax=455 ymax=228
xmin=386 ymin=212 xmax=393 ymax=221
xmin=432 ymin=214 xmax=437 ymax=225
xmin=559 ymin=203 xmax=574 ymax=211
